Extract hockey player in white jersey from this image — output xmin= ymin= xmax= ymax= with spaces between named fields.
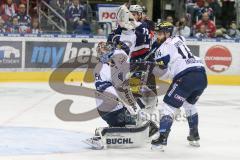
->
xmin=84 ymin=41 xmax=158 ymax=150
xmin=94 ymin=41 xmax=137 ymax=127
xmin=151 ymin=22 xmax=208 ymax=151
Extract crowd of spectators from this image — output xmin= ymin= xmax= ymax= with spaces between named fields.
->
xmin=168 ymin=0 xmax=240 ymax=39
xmin=47 ymin=0 xmax=93 ymax=34
xmin=0 ymin=0 xmax=240 ymax=39
xmin=0 ymin=0 xmax=40 ymax=34
xmin=0 ymin=0 xmax=93 ymax=34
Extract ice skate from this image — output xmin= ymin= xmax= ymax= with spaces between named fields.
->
xmin=187 ymin=129 xmax=200 ymax=147
xmin=83 ymin=136 xmax=104 ymax=150
xmin=151 ymin=131 xmax=170 ymax=151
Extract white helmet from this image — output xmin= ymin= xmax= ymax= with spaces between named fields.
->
xmin=129 ymin=5 xmax=143 ymax=13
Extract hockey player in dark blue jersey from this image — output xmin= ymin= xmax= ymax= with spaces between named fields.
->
xmin=128 ymin=5 xmax=151 ymax=61
xmin=111 ymin=4 xmax=151 ymax=61
xmin=126 ymin=5 xmax=158 ymax=116
xmin=108 ymin=4 xmax=157 ymax=109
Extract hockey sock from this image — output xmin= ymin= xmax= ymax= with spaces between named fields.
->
xmin=159 ymin=115 xmax=173 ymax=133
xmin=187 ymin=113 xmax=198 ymax=131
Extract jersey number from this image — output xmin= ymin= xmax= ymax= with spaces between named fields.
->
xmin=177 ymin=45 xmax=194 ymax=59
xmin=142 ymin=28 xmax=149 ymax=43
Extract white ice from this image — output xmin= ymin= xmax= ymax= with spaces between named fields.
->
xmin=0 ymin=82 xmax=240 ymax=160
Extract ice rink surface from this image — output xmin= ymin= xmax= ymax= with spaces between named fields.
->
xmin=0 ymin=82 xmax=240 ymax=160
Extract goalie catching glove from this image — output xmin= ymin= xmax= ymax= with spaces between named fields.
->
xmin=117 ymin=3 xmax=140 ymax=30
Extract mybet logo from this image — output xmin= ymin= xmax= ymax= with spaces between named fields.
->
xmin=31 ymin=43 xmax=98 ymax=68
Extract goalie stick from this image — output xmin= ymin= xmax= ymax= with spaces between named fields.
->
xmin=79 ymin=82 xmax=139 ymax=116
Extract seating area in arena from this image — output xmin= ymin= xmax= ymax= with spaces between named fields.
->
xmin=0 ymin=0 xmax=239 ymax=39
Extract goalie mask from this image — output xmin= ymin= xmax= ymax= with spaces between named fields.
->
xmin=96 ymin=42 xmax=114 ymax=63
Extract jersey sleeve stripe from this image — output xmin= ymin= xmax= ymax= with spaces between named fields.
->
xmin=131 ymin=48 xmax=149 ymax=58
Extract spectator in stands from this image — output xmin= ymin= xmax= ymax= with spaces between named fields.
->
xmin=186 ymin=0 xmax=198 ymax=25
xmin=81 ymin=0 xmax=92 ymax=23
xmin=187 ymin=0 xmax=216 ymax=24
xmin=0 ymin=17 xmax=6 ymax=32
xmin=49 ymin=0 xmax=70 ymax=16
xmin=165 ymin=15 xmax=174 ymax=24
xmin=227 ymin=21 xmax=240 ymax=39
xmin=6 ymin=16 xmax=19 ymax=33
xmin=65 ymin=0 xmax=91 ymax=34
xmin=215 ymin=28 xmax=231 ymax=39
xmin=196 ymin=0 xmax=205 ymax=8
xmin=97 ymin=28 xmax=105 ymax=36
xmin=27 ymin=0 xmax=38 ymax=17
xmin=209 ymin=0 xmax=221 ymax=24
xmin=13 ymin=3 xmax=31 ymax=33
xmin=0 ymin=0 xmax=17 ymax=22
xmin=173 ymin=17 xmax=191 ymax=38
xmin=221 ymin=0 xmax=236 ymax=28
xmin=31 ymin=18 xmax=42 ymax=34
xmin=14 ymin=0 xmax=27 ymax=5
xmin=195 ymin=12 xmax=216 ymax=38
xmin=195 ymin=24 xmax=209 ymax=38
xmin=196 ymin=1 xmax=214 ymax=20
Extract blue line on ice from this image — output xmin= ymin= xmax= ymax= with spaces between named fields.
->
xmin=0 ymin=127 xmax=91 ymax=156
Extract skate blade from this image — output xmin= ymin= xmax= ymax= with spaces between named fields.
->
xmin=82 ymin=139 xmax=104 ymax=150
xmin=189 ymin=140 xmax=200 ymax=147
xmin=151 ymin=144 xmax=165 ymax=152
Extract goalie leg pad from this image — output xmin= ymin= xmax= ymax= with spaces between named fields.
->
xmin=100 ymin=121 xmax=151 ymax=149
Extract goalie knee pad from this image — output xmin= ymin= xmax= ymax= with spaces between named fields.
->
xmin=182 ymin=101 xmax=198 ymax=117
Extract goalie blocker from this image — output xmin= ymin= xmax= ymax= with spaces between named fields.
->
xmin=84 ymin=121 xmax=158 ymax=150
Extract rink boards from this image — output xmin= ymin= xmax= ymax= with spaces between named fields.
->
xmin=0 ymin=35 xmax=240 ymax=85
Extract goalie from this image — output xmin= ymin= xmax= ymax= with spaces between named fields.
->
xmin=83 ymin=42 xmax=158 ymax=150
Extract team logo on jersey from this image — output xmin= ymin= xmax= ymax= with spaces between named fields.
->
xmin=205 ymin=45 xmax=232 ymax=73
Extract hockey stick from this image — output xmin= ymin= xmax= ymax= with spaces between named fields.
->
xmin=79 ymin=81 xmax=139 ymax=116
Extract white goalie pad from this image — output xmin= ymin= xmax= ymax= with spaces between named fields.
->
xmin=101 ymin=122 xmax=150 ymax=149
xmin=84 ymin=122 xmax=153 ymax=149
